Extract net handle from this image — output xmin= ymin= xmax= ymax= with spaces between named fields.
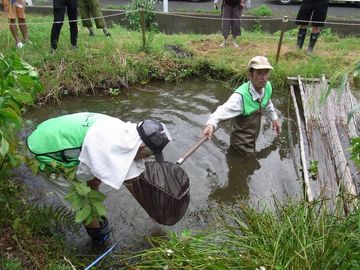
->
xmin=176 ymin=136 xmax=208 ymax=165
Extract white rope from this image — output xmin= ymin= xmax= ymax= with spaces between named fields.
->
xmin=151 ymin=9 xmax=360 ymax=26
xmin=0 ymin=9 xmax=138 ymax=26
xmin=0 ymin=7 xmax=359 ymax=27
xmin=152 ymin=10 xmax=283 ymax=21
xmin=288 ymin=18 xmax=360 ymax=27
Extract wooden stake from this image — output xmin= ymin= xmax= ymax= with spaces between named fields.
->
xmin=140 ymin=4 xmax=146 ymax=48
xmin=275 ymin=16 xmax=288 ymax=64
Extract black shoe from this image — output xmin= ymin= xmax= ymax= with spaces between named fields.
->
xmin=71 ymin=45 xmax=77 ymax=50
xmin=105 ymin=32 xmax=111 ymax=37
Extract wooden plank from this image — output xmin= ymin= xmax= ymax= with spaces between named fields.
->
xmin=301 ymin=76 xmax=357 ymax=208
xmin=287 ymin=77 xmax=322 ymax=85
xmin=290 ymin=84 xmax=314 ymax=202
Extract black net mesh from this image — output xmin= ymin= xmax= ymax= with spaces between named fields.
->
xmin=125 ymin=161 xmax=190 ymax=226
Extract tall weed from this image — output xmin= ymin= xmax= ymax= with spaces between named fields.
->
xmin=125 ymin=0 xmax=158 ymax=32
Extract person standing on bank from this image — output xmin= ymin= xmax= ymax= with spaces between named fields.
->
xmin=214 ymin=0 xmax=245 ymax=48
xmin=27 ymin=112 xmax=172 ymax=243
xmin=78 ymin=0 xmax=111 ymax=37
xmin=2 ymin=0 xmax=30 ymax=48
xmin=202 ymin=56 xmax=281 ymax=156
xmin=295 ymin=0 xmax=329 ymax=54
xmin=50 ymin=0 xmax=78 ymax=51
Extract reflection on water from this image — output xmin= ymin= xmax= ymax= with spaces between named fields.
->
xmin=23 ymin=79 xmax=301 ymax=251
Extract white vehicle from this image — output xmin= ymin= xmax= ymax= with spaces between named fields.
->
xmin=278 ymin=0 xmax=360 ymax=6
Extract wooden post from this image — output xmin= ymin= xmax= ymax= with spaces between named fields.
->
xmin=275 ymin=16 xmax=288 ymax=64
xmin=140 ymin=4 xmax=146 ymax=48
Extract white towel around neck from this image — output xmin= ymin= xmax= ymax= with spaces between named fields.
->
xmin=77 ymin=117 xmax=144 ymax=189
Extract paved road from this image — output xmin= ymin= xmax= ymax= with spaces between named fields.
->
xmin=31 ymin=0 xmax=360 ymax=20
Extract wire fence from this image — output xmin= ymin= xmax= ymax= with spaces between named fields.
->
xmin=1 ymin=7 xmax=360 ymax=27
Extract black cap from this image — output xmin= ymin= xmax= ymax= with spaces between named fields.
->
xmin=136 ymin=119 xmax=172 ymax=162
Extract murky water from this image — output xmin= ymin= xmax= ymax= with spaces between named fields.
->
xmin=20 ymin=79 xmax=302 ymax=252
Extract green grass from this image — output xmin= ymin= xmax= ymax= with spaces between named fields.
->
xmin=121 ymin=199 xmax=360 ymax=269
xmin=1 ymin=14 xmax=359 ymax=104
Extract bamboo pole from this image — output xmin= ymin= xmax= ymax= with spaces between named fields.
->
xmin=319 ymin=76 xmax=357 ymax=199
xmin=297 ymin=75 xmax=312 ymax=155
xmin=290 ymin=84 xmax=314 ymax=202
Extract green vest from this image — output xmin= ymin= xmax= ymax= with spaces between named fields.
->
xmin=27 ymin=112 xmax=102 ymax=171
xmin=234 ymin=81 xmax=272 ymax=116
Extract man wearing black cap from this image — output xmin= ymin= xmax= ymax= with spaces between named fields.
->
xmin=27 ymin=112 xmax=171 ymax=243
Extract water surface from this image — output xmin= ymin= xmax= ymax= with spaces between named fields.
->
xmin=22 ymin=79 xmax=301 ymax=251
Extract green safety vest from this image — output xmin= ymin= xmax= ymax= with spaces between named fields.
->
xmin=27 ymin=112 xmax=102 ymax=171
xmin=234 ymin=81 xmax=272 ymax=116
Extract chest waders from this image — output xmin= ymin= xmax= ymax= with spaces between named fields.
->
xmin=230 ymin=81 xmax=272 ymax=155
xmin=27 ymin=113 xmax=101 ymax=172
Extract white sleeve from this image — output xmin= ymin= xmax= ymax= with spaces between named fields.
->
xmin=206 ymin=93 xmax=244 ymax=129
xmin=264 ymin=100 xmax=278 ymax=121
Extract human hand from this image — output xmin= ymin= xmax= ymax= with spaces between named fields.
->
xmin=272 ymin=120 xmax=281 ymax=135
xmin=203 ymin=124 xmax=215 ymax=140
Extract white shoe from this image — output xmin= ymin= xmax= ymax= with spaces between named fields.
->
xmin=16 ymin=42 xmax=24 ymax=48
xmin=219 ymin=41 xmax=226 ymax=48
xmin=233 ymin=41 xmax=239 ymax=48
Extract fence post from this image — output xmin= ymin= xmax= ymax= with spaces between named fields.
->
xmin=275 ymin=16 xmax=288 ymax=64
xmin=140 ymin=4 xmax=146 ymax=48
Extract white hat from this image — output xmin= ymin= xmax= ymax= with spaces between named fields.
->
xmin=248 ymin=56 xmax=273 ymax=70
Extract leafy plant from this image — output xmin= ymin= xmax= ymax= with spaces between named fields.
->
xmin=109 ymin=87 xmax=121 ymax=96
xmin=247 ymin=5 xmax=272 ymax=17
xmin=125 ymin=0 xmax=158 ymax=32
xmin=349 ymin=137 xmax=360 ymax=168
xmin=0 ymin=52 xmax=43 ymax=172
xmin=309 ymin=159 xmax=319 ymax=180
xmin=30 ymin=164 xmax=108 ymax=225
xmin=1 ymin=258 xmax=22 ymax=270
xmin=65 ymin=181 xmax=107 ymax=225
xmin=353 ymin=60 xmax=360 ymax=88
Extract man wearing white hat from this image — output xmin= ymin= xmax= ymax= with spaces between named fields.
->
xmin=27 ymin=112 xmax=172 ymax=243
xmin=203 ymin=55 xmax=281 ymax=155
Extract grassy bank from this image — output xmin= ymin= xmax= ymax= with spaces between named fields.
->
xmin=121 ymin=199 xmax=360 ymax=269
xmin=1 ymin=14 xmax=360 ymax=269
xmin=0 ymin=15 xmax=359 ymax=104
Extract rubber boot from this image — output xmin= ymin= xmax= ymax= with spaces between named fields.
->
xmin=88 ymin=27 xmax=95 ymax=36
xmin=307 ymin=32 xmax=319 ymax=54
xmin=85 ymin=217 xmax=110 ymax=244
xmin=296 ymin=28 xmax=307 ymax=49
xmin=102 ymin=28 xmax=111 ymax=37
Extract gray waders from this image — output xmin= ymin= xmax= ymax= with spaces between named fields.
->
xmin=230 ymin=110 xmax=262 ymax=156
